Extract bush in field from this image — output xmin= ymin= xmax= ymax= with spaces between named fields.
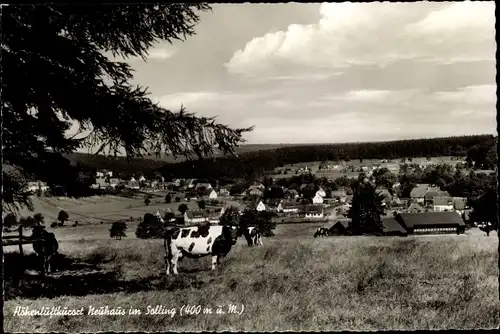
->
xmin=197 ymin=199 xmax=206 ymax=210
xmin=178 ymin=203 xmax=188 ymax=214
xmin=110 ymin=221 xmax=127 ymax=240
xmin=3 ymin=213 xmax=17 ymax=228
xmin=33 ymin=213 xmax=44 ymax=225
xmin=58 ymin=210 xmax=69 ymax=226
xmin=165 ymin=194 xmax=172 ymax=203
xmin=219 ymin=206 xmax=240 ymax=226
xmin=19 ymin=216 xmax=36 ymax=228
xmin=135 ymin=213 xmax=165 ymax=239
xmin=50 ymin=222 xmax=58 ymax=228
xmin=175 ymin=196 xmax=181 ymax=202
xmin=239 ymin=208 xmax=276 ymax=237
xmin=144 ymin=197 xmax=151 ymax=206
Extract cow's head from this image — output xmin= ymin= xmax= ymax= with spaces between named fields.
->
xmin=223 ymin=225 xmax=239 ymax=245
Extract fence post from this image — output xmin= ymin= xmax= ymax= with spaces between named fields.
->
xmin=18 ymin=226 xmax=24 ymax=256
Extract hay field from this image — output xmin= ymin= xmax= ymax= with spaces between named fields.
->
xmin=10 ymin=194 xmax=225 ymax=224
xmin=3 ymin=222 xmax=498 ymax=332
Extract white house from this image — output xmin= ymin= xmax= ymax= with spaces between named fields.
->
xmin=138 ymin=176 xmax=146 ymax=182
xmin=96 ymin=170 xmax=113 ymax=178
xmin=208 ymin=189 xmax=218 ymax=199
xmin=277 ymin=201 xmax=298 ymax=213
xmin=186 ymin=179 xmax=197 ymax=188
xmin=304 ymin=206 xmax=324 ymax=219
xmin=316 ymin=187 xmax=326 ymax=198
xmin=130 ymin=177 xmax=136 ymax=182
xmin=312 ymin=193 xmax=324 ymax=204
xmin=433 ymin=196 xmax=454 ymax=212
xmin=184 ymin=211 xmax=207 ymax=224
xmin=27 ymin=181 xmax=50 ymax=193
xmin=173 ymin=178 xmax=185 ymax=187
xmin=256 ymin=201 xmax=267 ymax=212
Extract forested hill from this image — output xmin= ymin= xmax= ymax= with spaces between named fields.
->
xmin=67 ymin=134 xmax=496 ymax=180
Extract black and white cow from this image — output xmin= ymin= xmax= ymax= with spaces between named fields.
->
xmin=31 ymin=226 xmax=59 ymax=274
xmin=164 ymin=224 xmax=239 ymax=275
xmin=314 ymin=227 xmax=330 ymax=238
xmin=477 ymin=222 xmax=494 ymax=236
xmin=239 ymin=226 xmax=263 ymax=247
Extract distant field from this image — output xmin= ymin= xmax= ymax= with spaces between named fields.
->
xmin=269 ymin=156 xmax=465 ymax=178
xmin=10 ymin=194 xmax=234 ymax=224
xmin=3 ymin=221 xmax=498 ymax=331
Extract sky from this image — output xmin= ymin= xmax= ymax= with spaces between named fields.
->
xmin=74 ymin=1 xmax=497 ymax=146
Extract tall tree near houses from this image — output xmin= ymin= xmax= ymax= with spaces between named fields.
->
xmin=348 ymin=176 xmax=386 ymax=236
xmin=2 ymin=4 xmax=253 ymax=214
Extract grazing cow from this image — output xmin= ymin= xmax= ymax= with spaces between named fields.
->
xmin=477 ymin=222 xmax=494 ymax=236
xmin=164 ymin=224 xmax=239 ymax=275
xmin=239 ymin=226 xmax=263 ymax=247
xmin=31 ymin=226 xmax=59 ymax=274
xmin=314 ymin=227 xmax=330 ymax=238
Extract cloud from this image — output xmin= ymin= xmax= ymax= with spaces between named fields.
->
xmin=225 ymin=2 xmax=495 ymax=77
xmin=432 ymin=85 xmax=496 ymax=104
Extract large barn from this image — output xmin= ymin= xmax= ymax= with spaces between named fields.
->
xmin=395 ymin=211 xmax=466 ymax=235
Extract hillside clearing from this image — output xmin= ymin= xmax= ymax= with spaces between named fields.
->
xmin=3 ymin=223 xmax=498 ymax=332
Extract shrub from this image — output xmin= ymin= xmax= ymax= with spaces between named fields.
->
xmin=3 ymin=214 xmax=17 ymax=228
xmin=19 ymin=216 xmax=36 ymax=228
xmin=50 ymin=222 xmax=58 ymax=228
xmin=165 ymin=194 xmax=172 ymax=203
xmin=197 ymin=199 xmax=206 ymax=210
xmin=219 ymin=206 xmax=240 ymax=226
xmin=58 ymin=210 xmax=69 ymax=225
xmin=175 ymin=196 xmax=181 ymax=202
xmin=240 ymin=208 xmax=276 ymax=237
xmin=144 ymin=197 xmax=151 ymax=206
xmin=135 ymin=213 xmax=165 ymax=239
xmin=33 ymin=213 xmax=44 ymax=225
xmin=110 ymin=221 xmax=128 ymax=240
xmin=178 ymin=203 xmax=188 ymax=214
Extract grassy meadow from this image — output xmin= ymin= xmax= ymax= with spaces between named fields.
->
xmin=269 ymin=156 xmax=465 ymax=179
xmin=3 ymin=220 xmax=499 ymax=332
xmin=11 ymin=193 xmax=239 ymax=224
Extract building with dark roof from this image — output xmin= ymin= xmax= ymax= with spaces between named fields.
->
xmin=382 ymin=217 xmax=408 ymax=236
xmin=396 ymin=211 xmax=466 ymax=235
xmin=424 ymin=190 xmax=451 ymax=205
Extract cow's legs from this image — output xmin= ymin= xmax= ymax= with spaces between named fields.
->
xmin=172 ymin=251 xmax=181 ymax=275
xmin=164 ymin=255 xmax=171 ymax=275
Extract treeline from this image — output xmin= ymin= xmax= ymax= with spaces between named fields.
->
xmin=158 ymin=134 xmax=496 ymax=180
xmin=67 ymin=134 xmax=495 ymax=181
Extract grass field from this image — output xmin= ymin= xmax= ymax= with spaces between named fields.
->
xmin=3 ymin=220 xmax=499 ymax=332
xmin=269 ymin=156 xmax=464 ymax=179
xmin=10 ymin=194 xmax=238 ymax=224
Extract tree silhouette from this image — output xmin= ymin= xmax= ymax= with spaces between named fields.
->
xmin=178 ymin=203 xmax=188 ymax=214
xmin=33 ymin=213 xmax=44 ymax=226
xmin=197 ymin=199 xmax=206 ymax=210
xmin=110 ymin=221 xmax=127 ymax=240
xmin=165 ymin=194 xmax=172 ymax=203
xmin=348 ymin=177 xmax=385 ymax=235
xmin=2 ymin=4 xmax=253 ymax=214
xmin=58 ymin=210 xmax=69 ymax=225
xmin=3 ymin=214 xmax=17 ymax=228
xmin=219 ymin=206 xmax=240 ymax=226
